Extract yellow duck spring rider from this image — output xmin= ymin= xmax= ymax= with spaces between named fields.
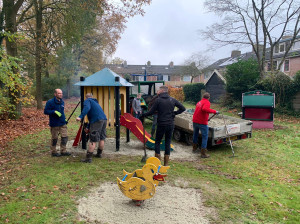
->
xmin=117 ymin=157 xmax=170 ymax=206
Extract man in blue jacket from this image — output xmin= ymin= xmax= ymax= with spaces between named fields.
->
xmin=76 ymin=93 xmax=107 ymax=163
xmin=44 ymin=89 xmax=71 ymax=157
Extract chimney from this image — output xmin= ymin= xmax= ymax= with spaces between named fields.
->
xmin=123 ymin=60 xmax=128 ymax=68
xmin=147 ymin=61 xmax=151 ymax=67
xmin=169 ymin=61 xmax=174 ymax=68
xmin=231 ymin=50 xmax=241 ymax=58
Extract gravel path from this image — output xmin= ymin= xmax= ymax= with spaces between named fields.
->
xmin=68 ymin=137 xmax=199 ymax=161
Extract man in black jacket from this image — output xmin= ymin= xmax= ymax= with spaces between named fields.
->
xmin=142 ymin=86 xmax=185 ymax=165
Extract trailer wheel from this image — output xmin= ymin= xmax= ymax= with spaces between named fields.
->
xmin=185 ymin=133 xmax=193 ymax=146
xmin=173 ymin=129 xmax=182 ymax=141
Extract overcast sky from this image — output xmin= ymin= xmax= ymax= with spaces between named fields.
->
xmin=112 ymin=0 xmax=247 ymax=66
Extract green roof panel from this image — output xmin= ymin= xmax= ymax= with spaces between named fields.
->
xmin=74 ymin=68 xmax=134 ymax=87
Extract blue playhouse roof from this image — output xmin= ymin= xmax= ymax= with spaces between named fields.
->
xmin=74 ymin=68 xmax=134 ymax=87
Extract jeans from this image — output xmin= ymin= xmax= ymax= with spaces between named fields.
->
xmin=193 ymin=123 xmax=209 ymax=149
xmin=155 ymin=124 xmax=174 ymax=156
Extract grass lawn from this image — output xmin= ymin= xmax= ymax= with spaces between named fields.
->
xmin=0 ymin=102 xmax=299 ymax=223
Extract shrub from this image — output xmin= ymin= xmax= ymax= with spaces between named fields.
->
xmin=0 ymin=92 xmax=15 ymax=120
xmin=168 ymin=87 xmax=184 ymax=102
xmin=225 ymin=59 xmax=260 ymax=101
xmin=183 ymin=83 xmax=205 ymax=103
xmin=255 ymin=71 xmax=294 ymax=108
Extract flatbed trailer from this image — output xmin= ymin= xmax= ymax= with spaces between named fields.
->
xmin=173 ymin=111 xmax=252 ymax=147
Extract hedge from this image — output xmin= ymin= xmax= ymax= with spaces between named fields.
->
xmin=183 ymin=83 xmax=205 ymax=103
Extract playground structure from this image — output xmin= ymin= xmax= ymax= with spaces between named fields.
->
xmin=242 ymin=90 xmax=275 ymax=129
xmin=74 ymin=68 xmax=133 ymax=150
xmin=73 ymin=68 xmax=172 ymax=152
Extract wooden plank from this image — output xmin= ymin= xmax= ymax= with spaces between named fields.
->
xmin=86 ymin=86 xmax=92 ymax=95
xmin=98 ymin=87 xmax=104 ymax=109
xmin=103 ymin=87 xmax=109 ymax=127
xmin=110 ymin=87 xmax=115 ymax=125
xmin=120 ymin=87 xmax=126 ymax=115
xmin=92 ymin=86 xmax=98 ymax=99
xmin=83 ymin=87 xmax=89 ymax=123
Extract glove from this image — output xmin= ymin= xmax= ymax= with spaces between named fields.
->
xmin=216 ymin=111 xmax=220 ymax=115
xmin=54 ymin=111 xmax=62 ymax=117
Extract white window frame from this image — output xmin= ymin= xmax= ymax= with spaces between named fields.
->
xmin=279 ymin=43 xmax=285 ymax=53
xmin=284 ymin=59 xmax=290 ymax=72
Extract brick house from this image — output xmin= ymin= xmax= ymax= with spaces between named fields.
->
xmin=203 ymin=36 xmax=300 ymax=82
xmin=104 ymin=61 xmax=202 ymax=86
xmin=265 ymin=36 xmax=300 ymax=76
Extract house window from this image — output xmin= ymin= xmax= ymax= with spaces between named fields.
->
xmin=157 ymin=75 xmax=163 ymax=81
xmin=293 ymin=41 xmax=300 ymax=50
xmin=182 ymin=75 xmax=191 ymax=82
xmin=162 ymin=75 xmax=170 ymax=81
xmin=284 ymin=59 xmax=289 ymax=72
xmin=279 ymin=43 xmax=285 ymax=52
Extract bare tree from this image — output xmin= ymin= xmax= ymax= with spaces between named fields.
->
xmin=182 ymin=52 xmax=210 ymax=83
xmin=201 ymin=0 xmax=300 ymax=78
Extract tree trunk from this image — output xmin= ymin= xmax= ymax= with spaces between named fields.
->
xmin=34 ymin=0 xmax=43 ymax=109
xmin=4 ymin=0 xmax=23 ymax=118
xmin=67 ymin=78 xmax=71 ymax=99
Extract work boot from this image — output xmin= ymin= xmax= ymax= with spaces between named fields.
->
xmin=154 ymin=153 xmax=161 ymax=160
xmin=51 ymin=152 xmax=61 ymax=157
xmin=164 ymin=155 xmax=170 ymax=166
xmin=192 ymin=143 xmax=200 ymax=153
xmin=81 ymin=151 xmax=93 ymax=163
xmin=95 ymin=148 xmax=103 ymax=158
xmin=61 ymin=151 xmax=71 ymax=156
xmin=200 ymin=148 xmax=210 ymax=158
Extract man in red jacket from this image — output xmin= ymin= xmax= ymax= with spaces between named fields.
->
xmin=192 ymin=92 xmax=219 ymax=158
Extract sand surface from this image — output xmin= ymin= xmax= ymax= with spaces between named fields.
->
xmin=68 ymin=138 xmax=214 ymax=223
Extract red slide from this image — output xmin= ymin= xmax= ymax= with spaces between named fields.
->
xmin=120 ymin=113 xmax=151 ymax=143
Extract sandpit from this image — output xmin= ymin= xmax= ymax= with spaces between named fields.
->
xmin=77 ymin=182 xmax=210 ymax=224
xmin=68 ymin=138 xmax=214 ymax=223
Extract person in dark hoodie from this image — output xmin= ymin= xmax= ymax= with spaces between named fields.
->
xmin=44 ymin=89 xmax=71 ymax=157
xmin=76 ymin=93 xmax=107 ymax=163
xmin=141 ymin=86 xmax=185 ymax=166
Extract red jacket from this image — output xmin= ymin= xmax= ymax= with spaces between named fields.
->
xmin=192 ymin=98 xmax=216 ymax=125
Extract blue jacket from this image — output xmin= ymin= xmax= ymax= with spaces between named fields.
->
xmin=44 ymin=97 xmax=67 ymax=127
xmin=79 ymin=98 xmax=107 ymax=124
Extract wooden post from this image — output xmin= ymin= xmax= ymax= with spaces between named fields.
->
xmin=115 ymin=77 xmax=120 ymax=151
xmin=79 ymin=77 xmax=86 ymax=149
xmin=126 ymin=85 xmax=130 ymax=143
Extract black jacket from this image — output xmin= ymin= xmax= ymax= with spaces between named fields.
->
xmin=144 ymin=92 xmax=186 ymax=126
